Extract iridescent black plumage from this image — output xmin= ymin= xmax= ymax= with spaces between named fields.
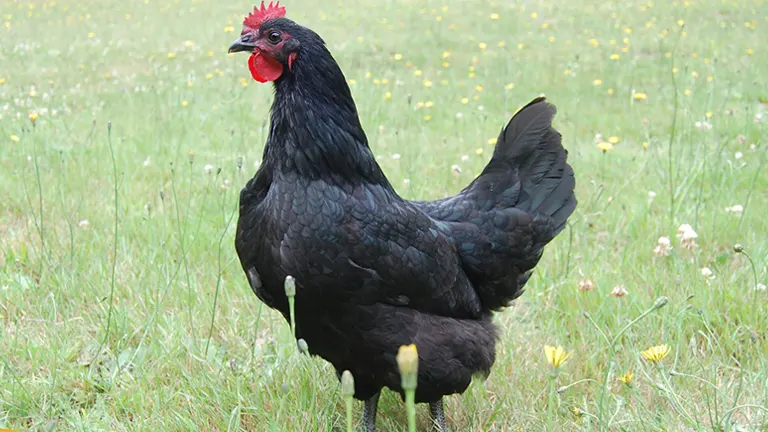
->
xmin=233 ymin=17 xmax=576 ymax=431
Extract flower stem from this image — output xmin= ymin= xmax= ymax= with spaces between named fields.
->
xmin=547 ymin=368 xmax=557 ymax=431
xmin=345 ymin=397 xmax=353 ymax=432
xmin=405 ymin=388 xmax=416 ymax=432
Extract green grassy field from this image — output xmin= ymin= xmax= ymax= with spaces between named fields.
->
xmin=2 ymin=0 xmax=767 ymax=430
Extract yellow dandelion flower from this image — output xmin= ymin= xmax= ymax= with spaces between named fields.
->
xmin=707 ymin=76 xmax=713 ymax=82
xmin=87 ymin=32 xmax=95 ymax=38
xmin=541 ymin=23 xmax=549 ymax=29
xmin=167 ymin=52 xmax=177 ymax=59
xmin=425 ymin=101 xmax=434 ymax=108
xmin=475 ymin=85 xmax=483 ymax=93
xmin=442 ymin=62 xmax=450 ymax=68
xmin=224 ymin=25 xmax=234 ymax=33
xmin=608 ymin=88 xmax=615 ymax=96
xmin=643 ymin=141 xmax=649 ymax=149
xmin=29 ymin=112 xmax=39 ymax=124
xmin=461 ymin=97 xmax=469 ymax=104
xmin=490 ymin=13 xmax=500 ymax=20
xmin=517 ymin=43 xmax=525 ymax=50
xmin=423 ymin=115 xmax=432 ymax=121
xmin=487 ymin=138 xmax=497 ymax=145
xmin=530 ymin=12 xmax=537 ymax=19
xmin=442 ymin=51 xmax=451 ymax=59
xmin=544 ymin=345 xmax=572 ymax=368
xmin=633 ymin=92 xmax=648 ymax=100
xmin=705 ymin=112 xmax=712 ymax=118
xmin=0 ymin=78 xmax=5 ymax=85
xmin=475 ymin=148 xmax=484 ymax=155
xmin=608 ymin=136 xmax=620 ymax=144
xmin=597 ymin=142 xmax=614 ymax=152
xmin=746 ymin=48 xmax=753 ymax=55
xmin=205 ymin=73 xmax=213 ymax=79
xmin=348 ymin=79 xmax=356 ymax=85
xmin=414 ymin=69 xmax=422 ymax=77
xmin=677 ymin=19 xmax=684 ymax=26
xmin=588 ymin=38 xmax=599 ymax=47
xmin=393 ymin=53 xmax=403 ymax=60
xmin=641 ymin=344 xmax=670 ymax=362
xmin=382 ymin=79 xmax=389 ymax=85
xmin=187 ymin=81 xmax=194 ymax=87
xmin=505 ymin=83 xmax=515 ymax=89
xmin=181 ymin=100 xmax=189 ymax=107
xmin=10 ymin=135 xmax=20 ymax=142
xmin=610 ymin=54 xmax=620 ymax=60
xmin=548 ymin=36 xmax=555 ymax=43
xmin=691 ymin=71 xmax=698 ymax=79
xmin=592 ymin=79 xmax=603 ymax=86
xmin=416 ymin=101 xmax=425 ymax=109
xmin=498 ymin=41 xmax=506 ymax=48
xmin=684 ymin=89 xmax=692 ymax=96
xmin=618 ymin=371 xmax=633 ymax=385
xmin=672 ymin=67 xmax=678 ymax=74
xmin=384 ymin=91 xmax=392 ymax=100
xmin=478 ymin=42 xmax=487 ymax=51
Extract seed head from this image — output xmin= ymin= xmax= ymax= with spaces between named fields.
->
xmin=341 ymin=370 xmax=355 ymax=397
xmin=284 ymin=275 xmax=296 ymax=298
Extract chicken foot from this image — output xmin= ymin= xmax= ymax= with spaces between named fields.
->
xmin=361 ymin=391 xmax=380 ymax=432
xmin=429 ymin=399 xmax=449 ymax=432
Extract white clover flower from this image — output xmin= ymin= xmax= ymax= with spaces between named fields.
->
xmin=654 ymin=236 xmax=672 ymax=256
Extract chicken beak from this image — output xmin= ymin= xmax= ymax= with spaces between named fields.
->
xmin=228 ymin=34 xmax=257 ymax=54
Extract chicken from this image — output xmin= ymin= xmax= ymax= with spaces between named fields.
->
xmin=228 ymin=2 xmax=576 ymax=431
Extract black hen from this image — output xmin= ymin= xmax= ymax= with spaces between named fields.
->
xmin=229 ymin=3 xmax=576 ymax=430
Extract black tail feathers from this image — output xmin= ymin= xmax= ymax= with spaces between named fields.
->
xmin=493 ymin=97 xmax=576 ymax=235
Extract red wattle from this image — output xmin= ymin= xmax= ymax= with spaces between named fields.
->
xmin=248 ymin=52 xmax=283 ymax=83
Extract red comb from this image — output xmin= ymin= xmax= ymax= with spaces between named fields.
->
xmin=243 ymin=1 xmax=286 ymax=29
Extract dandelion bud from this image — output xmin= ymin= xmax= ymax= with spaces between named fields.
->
xmin=341 ymin=370 xmax=355 ymax=397
xmin=236 ymin=156 xmax=244 ymax=170
xmin=188 ymin=149 xmax=195 ymax=164
xmin=733 ymin=243 xmax=744 ymax=253
xmin=652 ymin=296 xmax=668 ymax=310
xmin=284 ymin=275 xmax=296 ymax=298
xmin=107 ymin=120 xmax=112 ymax=132
xmin=159 ymin=190 xmax=165 ymax=201
xmin=297 ymin=338 xmax=309 ymax=354
xmin=396 ymin=344 xmax=419 ymax=390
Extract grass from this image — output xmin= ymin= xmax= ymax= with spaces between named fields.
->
xmin=1 ymin=0 xmax=767 ymax=430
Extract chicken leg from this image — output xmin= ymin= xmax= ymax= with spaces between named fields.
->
xmin=361 ymin=391 xmax=380 ymax=432
xmin=429 ymin=399 xmax=449 ymax=432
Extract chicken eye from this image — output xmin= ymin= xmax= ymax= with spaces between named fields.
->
xmin=267 ymin=31 xmax=281 ymax=44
